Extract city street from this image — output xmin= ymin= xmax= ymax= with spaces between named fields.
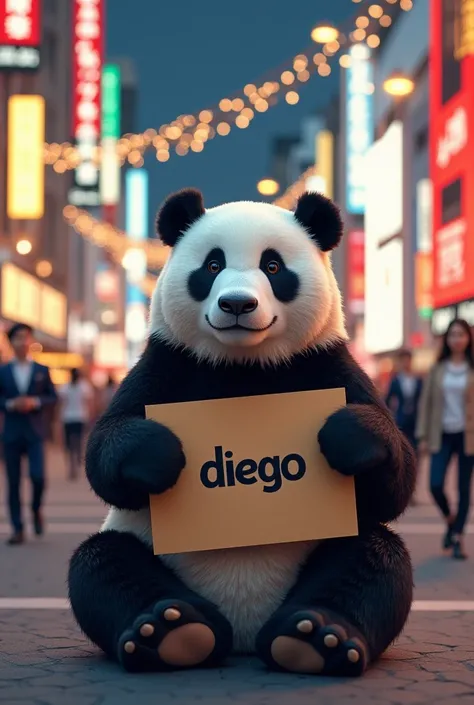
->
xmin=0 ymin=449 xmax=473 ymax=705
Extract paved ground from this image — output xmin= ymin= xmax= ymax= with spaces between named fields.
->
xmin=1 ymin=447 xmax=474 ymax=704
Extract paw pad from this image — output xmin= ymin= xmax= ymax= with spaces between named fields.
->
xmin=164 ymin=607 xmax=181 ymax=621
xmin=347 ymin=648 xmax=360 ymax=663
xmin=324 ymin=633 xmax=338 ymax=648
xmin=124 ymin=640 xmax=136 ymax=654
xmin=139 ymin=623 xmax=154 ymax=637
xmin=297 ymin=619 xmax=314 ymax=634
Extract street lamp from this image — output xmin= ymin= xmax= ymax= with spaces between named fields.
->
xmin=310 ymin=23 xmax=339 ymax=44
xmin=257 ymin=178 xmax=280 ymax=196
xmin=383 ymin=71 xmax=415 ymax=97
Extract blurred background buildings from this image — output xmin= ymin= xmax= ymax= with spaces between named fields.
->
xmin=0 ymin=0 xmax=468 ymax=393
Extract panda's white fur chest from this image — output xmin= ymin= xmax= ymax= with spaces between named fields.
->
xmin=101 ymin=507 xmax=317 ymax=653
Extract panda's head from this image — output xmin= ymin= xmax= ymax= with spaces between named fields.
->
xmin=150 ymin=188 xmax=348 ymax=366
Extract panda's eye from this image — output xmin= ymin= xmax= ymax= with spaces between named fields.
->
xmin=266 ymin=261 xmax=280 ymax=275
xmin=207 ymin=260 xmax=221 ymax=274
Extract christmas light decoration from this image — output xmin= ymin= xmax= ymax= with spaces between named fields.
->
xmin=46 ymin=0 xmax=411 ymax=172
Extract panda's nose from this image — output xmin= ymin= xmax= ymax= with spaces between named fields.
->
xmin=218 ymin=294 xmax=258 ymax=316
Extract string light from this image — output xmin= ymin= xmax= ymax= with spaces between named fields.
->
xmin=368 ymin=4 xmax=383 ymax=18
xmin=367 ymin=34 xmax=381 ymax=48
xmin=45 ymin=0 xmax=405 ymax=173
xmin=285 ymin=91 xmax=300 ymax=105
xmin=60 ymin=0 xmax=407 ymax=279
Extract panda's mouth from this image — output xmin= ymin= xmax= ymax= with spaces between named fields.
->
xmin=205 ymin=315 xmax=277 ymax=332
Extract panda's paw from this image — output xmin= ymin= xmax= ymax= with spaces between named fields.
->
xmin=257 ymin=607 xmax=369 ymax=677
xmin=119 ymin=419 xmax=186 ymax=496
xmin=117 ymin=599 xmax=230 ymax=673
xmin=318 ymin=405 xmax=388 ymax=476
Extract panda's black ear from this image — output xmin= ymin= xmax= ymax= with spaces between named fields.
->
xmin=294 ymin=191 xmax=344 ymax=252
xmin=156 ymin=188 xmax=205 ymax=247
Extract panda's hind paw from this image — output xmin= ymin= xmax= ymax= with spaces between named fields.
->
xmin=257 ymin=607 xmax=369 ymax=677
xmin=117 ymin=598 xmax=223 ymax=672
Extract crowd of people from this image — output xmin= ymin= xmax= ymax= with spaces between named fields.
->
xmin=1 ymin=318 xmax=473 ymax=559
xmin=386 ymin=318 xmax=474 ymax=562
xmin=0 ymin=322 xmax=118 ymax=546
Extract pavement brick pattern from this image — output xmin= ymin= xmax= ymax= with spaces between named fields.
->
xmin=0 ymin=446 xmax=473 ymax=704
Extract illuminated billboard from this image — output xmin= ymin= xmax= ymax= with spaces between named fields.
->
xmin=364 ymin=121 xmax=404 ymax=354
xmin=69 ymin=0 xmax=104 ymax=207
xmin=0 ymin=0 xmax=41 ymax=70
xmin=7 ymin=94 xmax=45 ymax=219
xmin=100 ymin=63 xmax=121 ymax=206
xmin=124 ymin=169 xmax=148 ymax=364
xmin=345 ymin=43 xmax=374 ymax=214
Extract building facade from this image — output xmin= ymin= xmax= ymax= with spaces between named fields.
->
xmin=0 ymin=0 xmax=72 ymax=375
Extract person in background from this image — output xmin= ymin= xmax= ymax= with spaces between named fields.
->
xmin=100 ymin=374 xmax=118 ymax=414
xmin=0 ymin=323 xmax=57 ymax=545
xmin=416 ymin=318 xmax=474 ymax=560
xmin=386 ymin=349 xmax=423 ymax=453
xmin=58 ymin=368 xmax=94 ymax=480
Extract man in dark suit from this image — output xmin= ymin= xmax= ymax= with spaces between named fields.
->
xmin=0 ymin=323 xmax=57 ymax=545
xmin=385 ymin=348 xmax=423 ymax=451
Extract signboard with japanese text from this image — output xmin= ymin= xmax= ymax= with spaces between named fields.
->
xmin=345 ymin=43 xmax=374 ymax=215
xmin=0 ymin=0 xmax=41 ymax=70
xmin=430 ymin=0 xmax=474 ymax=310
xmin=69 ymin=0 xmax=104 ymax=208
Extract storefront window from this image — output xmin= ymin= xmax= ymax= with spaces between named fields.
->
xmin=441 ymin=0 xmax=461 ymax=104
xmin=441 ymin=177 xmax=462 ymax=225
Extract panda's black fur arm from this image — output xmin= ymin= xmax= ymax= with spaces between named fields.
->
xmin=85 ymin=342 xmax=186 ymax=510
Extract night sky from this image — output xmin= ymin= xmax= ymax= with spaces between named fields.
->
xmin=107 ymin=0 xmax=354 ymax=227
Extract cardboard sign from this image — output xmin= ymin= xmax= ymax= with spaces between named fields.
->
xmin=146 ymin=388 xmax=358 ymax=555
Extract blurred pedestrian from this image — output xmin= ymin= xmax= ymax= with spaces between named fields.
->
xmin=0 ymin=323 xmax=57 ymax=546
xmin=58 ymin=368 xmax=94 ymax=480
xmin=100 ymin=374 xmax=118 ymax=414
xmin=416 ymin=319 xmax=474 ymax=560
xmin=386 ymin=349 xmax=423 ymax=452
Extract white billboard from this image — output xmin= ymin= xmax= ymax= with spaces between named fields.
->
xmin=364 ymin=121 xmax=404 ymax=355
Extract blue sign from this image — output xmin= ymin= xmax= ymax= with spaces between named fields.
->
xmin=345 ymin=44 xmax=374 ymax=215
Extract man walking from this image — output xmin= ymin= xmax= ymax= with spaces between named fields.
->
xmin=0 ymin=323 xmax=57 ymax=545
xmin=385 ymin=348 xmax=423 ymax=451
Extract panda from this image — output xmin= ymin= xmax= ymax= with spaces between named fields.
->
xmin=68 ymin=188 xmax=415 ymax=677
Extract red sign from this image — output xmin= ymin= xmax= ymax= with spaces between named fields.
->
xmin=69 ymin=0 xmax=104 ymax=206
xmin=0 ymin=0 xmax=41 ymax=46
xmin=430 ymin=0 xmax=474 ymax=308
xmin=346 ymin=229 xmax=365 ymax=314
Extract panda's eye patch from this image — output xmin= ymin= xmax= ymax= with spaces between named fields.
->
xmin=207 ymin=260 xmax=221 ymax=274
xmin=259 ymin=248 xmax=299 ymax=303
xmin=266 ymin=261 xmax=280 ymax=275
xmin=188 ymin=247 xmax=226 ymax=302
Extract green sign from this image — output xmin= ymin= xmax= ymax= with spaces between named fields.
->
xmin=419 ymin=306 xmax=433 ymax=320
xmin=101 ymin=64 xmax=121 ymax=139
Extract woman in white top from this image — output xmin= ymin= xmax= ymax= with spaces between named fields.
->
xmin=58 ymin=368 xmax=94 ymax=480
xmin=416 ymin=319 xmax=474 ymax=560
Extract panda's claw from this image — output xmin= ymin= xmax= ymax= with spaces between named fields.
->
xmin=123 ymin=640 xmax=136 ymax=654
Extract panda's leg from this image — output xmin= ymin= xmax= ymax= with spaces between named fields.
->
xmin=68 ymin=530 xmax=233 ymax=672
xmin=255 ymin=525 xmax=413 ymax=677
